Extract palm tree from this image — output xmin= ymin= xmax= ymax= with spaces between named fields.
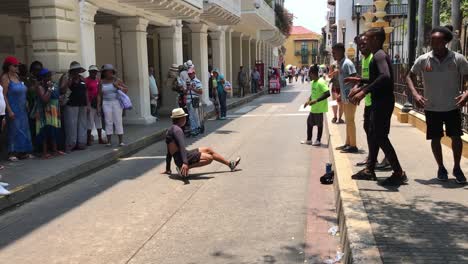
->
xmin=432 ymin=0 xmax=440 ymax=27
xmin=417 ymin=0 xmax=426 ymax=56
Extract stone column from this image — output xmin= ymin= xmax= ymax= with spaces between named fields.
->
xmin=158 ymin=22 xmax=184 ymax=114
xmin=209 ymin=29 xmax=226 ymax=76
xmin=189 ymin=23 xmax=211 ymax=106
xmin=231 ymin=32 xmax=243 ymax=95
xmin=225 ymin=28 xmax=233 ymax=86
xmin=250 ymin=39 xmax=257 ymax=69
xmin=113 ymin=27 xmax=124 ymax=78
xmin=118 ymin=17 xmax=155 ymax=125
xmin=79 ymin=0 xmax=98 ymax=73
xmin=29 ymin=0 xmax=81 ymax=72
xmin=242 ymin=35 xmax=251 ymax=93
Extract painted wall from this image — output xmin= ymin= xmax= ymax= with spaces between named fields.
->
xmin=94 ymin=24 xmax=117 ymax=69
xmin=284 ymin=33 xmax=321 ymax=67
xmin=0 ymin=15 xmax=32 ymax=67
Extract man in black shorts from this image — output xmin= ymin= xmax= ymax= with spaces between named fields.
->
xmin=165 ymin=108 xmax=241 ymax=177
xmin=347 ymin=28 xmax=407 ymax=186
xmin=406 ymin=26 xmax=468 ymax=184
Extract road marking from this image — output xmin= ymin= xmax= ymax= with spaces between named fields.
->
xmin=267 ymin=104 xmax=287 ymax=113
xmin=234 ymin=105 xmax=257 ymax=114
xmin=119 ymin=156 xmax=166 ymax=161
xmin=225 ymin=113 xmax=309 ymax=119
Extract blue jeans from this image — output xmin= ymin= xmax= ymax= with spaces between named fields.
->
xmin=251 ymin=80 xmax=259 ymax=93
xmin=187 ymin=102 xmax=200 ymax=132
xmin=218 ymin=91 xmax=227 ymax=118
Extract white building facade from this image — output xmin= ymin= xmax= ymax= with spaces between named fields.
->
xmin=0 ymin=0 xmax=285 ymax=124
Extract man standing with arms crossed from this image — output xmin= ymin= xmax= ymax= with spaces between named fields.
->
xmin=347 ymin=28 xmax=407 ymax=186
xmin=406 ymin=26 xmax=468 ymax=184
xmin=333 ymin=43 xmax=359 ymax=153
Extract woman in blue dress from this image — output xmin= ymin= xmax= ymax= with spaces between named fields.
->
xmin=1 ymin=56 xmax=33 ymax=161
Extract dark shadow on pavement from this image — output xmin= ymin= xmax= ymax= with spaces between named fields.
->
xmin=414 ymin=178 xmax=468 ymax=189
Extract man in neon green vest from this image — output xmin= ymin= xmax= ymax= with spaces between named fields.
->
xmin=355 ymin=34 xmax=390 ymax=169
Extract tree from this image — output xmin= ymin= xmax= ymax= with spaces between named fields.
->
xmin=275 ymin=4 xmax=293 ymax=37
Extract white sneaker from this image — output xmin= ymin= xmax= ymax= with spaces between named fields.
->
xmin=0 ymin=182 xmax=9 ymax=187
xmin=312 ymin=140 xmax=321 ymax=146
xmin=301 ymin=140 xmax=312 ymax=145
xmin=0 ymin=185 xmax=10 ymax=196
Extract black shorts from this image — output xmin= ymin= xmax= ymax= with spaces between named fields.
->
xmin=173 ymin=148 xmax=201 ymax=168
xmin=307 ymin=113 xmax=324 ymax=127
xmin=425 ymin=109 xmax=463 ymax=140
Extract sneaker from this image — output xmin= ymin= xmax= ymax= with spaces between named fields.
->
xmin=301 ymin=140 xmax=312 ymax=145
xmin=375 ymin=158 xmax=392 ymax=171
xmin=351 ymin=169 xmax=377 ymax=181
xmin=453 ymin=168 xmax=467 ymax=185
xmin=0 ymin=182 xmax=9 ymax=187
xmin=341 ymin=146 xmax=359 ymax=153
xmin=229 ymin=157 xmax=241 ymax=172
xmin=331 ymin=117 xmax=337 ymax=123
xmin=335 ymin=144 xmax=349 ymax=150
xmin=312 ymin=140 xmax=321 ymax=146
xmin=119 ymin=142 xmax=126 ymax=147
xmin=337 ymin=119 xmax=345 ymax=124
xmin=0 ymin=185 xmax=10 ymax=196
xmin=356 ymin=158 xmax=368 ymax=167
xmin=380 ymin=172 xmax=408 ymax=186
xmin=436 ymin=167 xmax=448 ymax=182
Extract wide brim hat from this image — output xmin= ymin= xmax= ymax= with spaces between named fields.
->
xmin=171 ymin=108 xmax=188 ymax=119
xmin=89 ymin=65 xmax=99 ymax=72
xmin=169 ymin=64 xmax=179 ymax=72
xmin=101 ymin=64 xmax=116 ymax=74
xmin=69 ymin=61 xmax=86 ymax=73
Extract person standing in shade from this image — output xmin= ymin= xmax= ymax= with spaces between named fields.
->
xmin=355 ymin=34 xmax=390 ymax=169
xmin=333 ymin=43 xmax=359 ymax=153
xmin=347 ymin=28 xmax=407 ymax=186
xmin=34 ymin=68 xmax=64 ymax=158
xmin=85 ymin=65 xmax=105 ymax=146
xmin=213 ymin=69 xmax=227 ymax=120
xmin=301 ymin=65 xmax=330 ymax=146
xmin=406 ymin=26 xmax=468 ymax=184
xmin=25 ymin=61 xmax=43 ymax=152
xmin=251 ymin=67 xmax=260 ymax=93
xmin=1 ymin=56 xmax=33 ymax=161
xmin=149 ymin=66 xmax=159 ymax=119
xmin=186 ymin=68 xmax=203 ymax=136
xmin=97 ymin=64 xmax=128 ymax=147
xmin=61 ymin=61 xmax=89 ymax=152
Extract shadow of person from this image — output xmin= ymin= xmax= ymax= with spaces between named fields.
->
xmin=415 ymin=178 xmax=468 ymax=189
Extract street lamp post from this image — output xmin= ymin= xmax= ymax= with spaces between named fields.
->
xmin=355 ymin=3 xmax=362 ymax=63
xmin=342 ymin=25 xmax=346 ymax=45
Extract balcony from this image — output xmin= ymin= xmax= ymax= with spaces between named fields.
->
xmin=241 ymin=0 xmax=275 ymax=29
xmin=352 ymin=4 xmax=408 ymax=19
xmin=328 ymin=8 xmax=335 ymax=24
xmin=117 ymin=0 xmax=203 ymax=19
xmin=201 ymin=0 xmax=241 ymax=25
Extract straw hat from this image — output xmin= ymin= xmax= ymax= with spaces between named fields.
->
xmin=169 ymin=64 xmax=179 ymax=72
xmin=171 ymin=108 xmax=188 ymax=119
xmin=69 ymin=61 xmax=86 ymax=73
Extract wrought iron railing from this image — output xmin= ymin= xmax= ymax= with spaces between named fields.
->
xmin=392 ymin=63 xmax=468 ymax=133
xmin=353 ymin=4 xmax=408 ymax=19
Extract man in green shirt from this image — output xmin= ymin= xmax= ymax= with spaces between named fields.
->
xmin=355 ymin=34 xmax=390 ymax=170
xmin=301 ymin=65 xmax=331 ymax=146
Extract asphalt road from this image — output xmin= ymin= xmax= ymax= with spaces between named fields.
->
xmin=0 ymin=82 xmax=337 ymax=264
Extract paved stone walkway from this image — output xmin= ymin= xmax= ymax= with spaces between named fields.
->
xmin=328 ymin=105 xmax=468 ymax=264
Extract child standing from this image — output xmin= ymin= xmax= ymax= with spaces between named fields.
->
xmin=301 ymin=65 xmax=331 ymax=146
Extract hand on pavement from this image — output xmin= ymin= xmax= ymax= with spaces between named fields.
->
xmin=181 ymin=164 xmax=189 ymax=177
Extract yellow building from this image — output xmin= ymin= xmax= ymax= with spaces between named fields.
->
xmin=284 ymin=26 xmax=322 ymax=67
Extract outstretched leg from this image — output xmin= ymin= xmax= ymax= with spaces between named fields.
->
xmin=198 ymin=147 xmax=230 ymax=166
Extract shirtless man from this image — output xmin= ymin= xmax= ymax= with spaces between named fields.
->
xmin=165 ymin=108 xmax=241 ymax=177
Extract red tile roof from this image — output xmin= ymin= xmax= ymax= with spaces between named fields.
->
xmin=290 ymin=26 xmax=319 ymax=36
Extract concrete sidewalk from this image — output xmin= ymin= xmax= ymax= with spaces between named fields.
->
xmin=0 ymin=92 xmax=265 ymax=211
xmin=327 ymin=105 xmax=468 ymax=264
